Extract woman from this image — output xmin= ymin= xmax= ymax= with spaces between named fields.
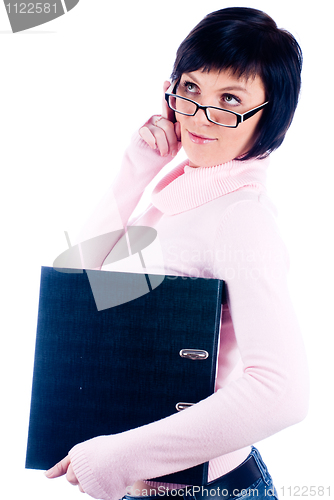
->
xmin=45 ymin=7 xmax=309 ymax=500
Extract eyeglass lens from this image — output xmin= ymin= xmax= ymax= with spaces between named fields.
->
xmin=168 ymin=95 xmax=237 ymax=127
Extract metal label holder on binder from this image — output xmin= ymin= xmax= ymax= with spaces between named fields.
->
xmin=25 ymin=266 xmax=225 ymax=485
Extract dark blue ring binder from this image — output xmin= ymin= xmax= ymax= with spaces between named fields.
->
xmin=25 ymin=267 xmax=225 ymax=485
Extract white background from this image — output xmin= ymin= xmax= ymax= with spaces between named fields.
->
xmin=1 ymin=1 xmax=333 ymax=499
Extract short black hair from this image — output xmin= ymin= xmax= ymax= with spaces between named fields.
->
xmin=171 ymin=7 xmax=302 ymax=160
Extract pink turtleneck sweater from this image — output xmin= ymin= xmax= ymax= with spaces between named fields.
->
xmin=68 ymin=131 xmax=309 ymax=500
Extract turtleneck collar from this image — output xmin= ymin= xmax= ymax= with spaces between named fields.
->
xmin=151 ymin=156 xmax=270 ymax=215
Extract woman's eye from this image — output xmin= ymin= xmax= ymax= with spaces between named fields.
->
xmin=186 ymin=83 xmax=196 ymax=92
xmin=222 ymin=94 xmax=240 ymax=106
xmin=182 ymin=81 xmax=199 ymax=94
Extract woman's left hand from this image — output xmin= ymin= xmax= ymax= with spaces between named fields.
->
xmin=45 ymin=455 xmax=85 ymax=494
xmin=139 ymin=81 xmax=182 ymax=158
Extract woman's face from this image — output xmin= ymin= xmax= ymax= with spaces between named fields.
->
xmin=175 ymin=69 xmax=266 ymax=167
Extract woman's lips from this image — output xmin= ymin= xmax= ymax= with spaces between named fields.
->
xmin=188 ymin=131 xmax=217 ymax=144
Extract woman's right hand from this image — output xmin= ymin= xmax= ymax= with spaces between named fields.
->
xmin=139 ymin=81 xmax=181 ymax=158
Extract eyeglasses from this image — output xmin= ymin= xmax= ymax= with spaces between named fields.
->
xmin=165 ymin=82 xmax=269 ymax=128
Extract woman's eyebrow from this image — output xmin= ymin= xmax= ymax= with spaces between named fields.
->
xmin=220 ymin=85 xmax=249 ymax=93
xmin=182 ymin=74 xmax=249 ymax=94
xmin=182 ymin=73 xmax=201 ymax=85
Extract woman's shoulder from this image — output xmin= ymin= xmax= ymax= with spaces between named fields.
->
xmin=212 ymin=189 xmax=288 ymax=263
xmin=206 ymin=188 xmax=278 ymax=230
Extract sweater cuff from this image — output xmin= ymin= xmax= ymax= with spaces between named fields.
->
xmin=69 ymin=444 xmax=109 ymax=500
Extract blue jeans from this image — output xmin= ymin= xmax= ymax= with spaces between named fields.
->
xmin=124 ymin=447 xmax=279 ymax=500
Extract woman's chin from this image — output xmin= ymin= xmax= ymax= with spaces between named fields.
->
xmin=182 ymin=143 xmax=235 ymax=168
xmin=187 ymin=154 xmax=233 ymax=168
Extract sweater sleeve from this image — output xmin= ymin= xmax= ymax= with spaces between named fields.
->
xmin=68 ymin=197 xmax=309 ymax=500
xmin=70 ymin=130 xmax=173 ymax=269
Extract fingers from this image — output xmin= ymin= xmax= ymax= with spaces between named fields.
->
xmin=139 ymin=123 xmax=157 ymax=150
xmin=155 ymin=115 xmax=180 ymax=157
xmin=139 ymin=115 xmax=180 ymax=158
xmin=139 ymin=80 xmax=182 ymax=157
xmin=45 ymin=456 xmax=85 ymax=493
xmin=45 ymin=455 xmax=71 ymax=478
xmin=66 ymin=463 xmax=80 ymax=486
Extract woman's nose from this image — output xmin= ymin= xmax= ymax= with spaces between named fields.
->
xmin=193 ymin=107 xmax=211 ymax=125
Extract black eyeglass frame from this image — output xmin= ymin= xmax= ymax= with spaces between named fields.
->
xmin=165 ymin=82 xmax=269 ymax=129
